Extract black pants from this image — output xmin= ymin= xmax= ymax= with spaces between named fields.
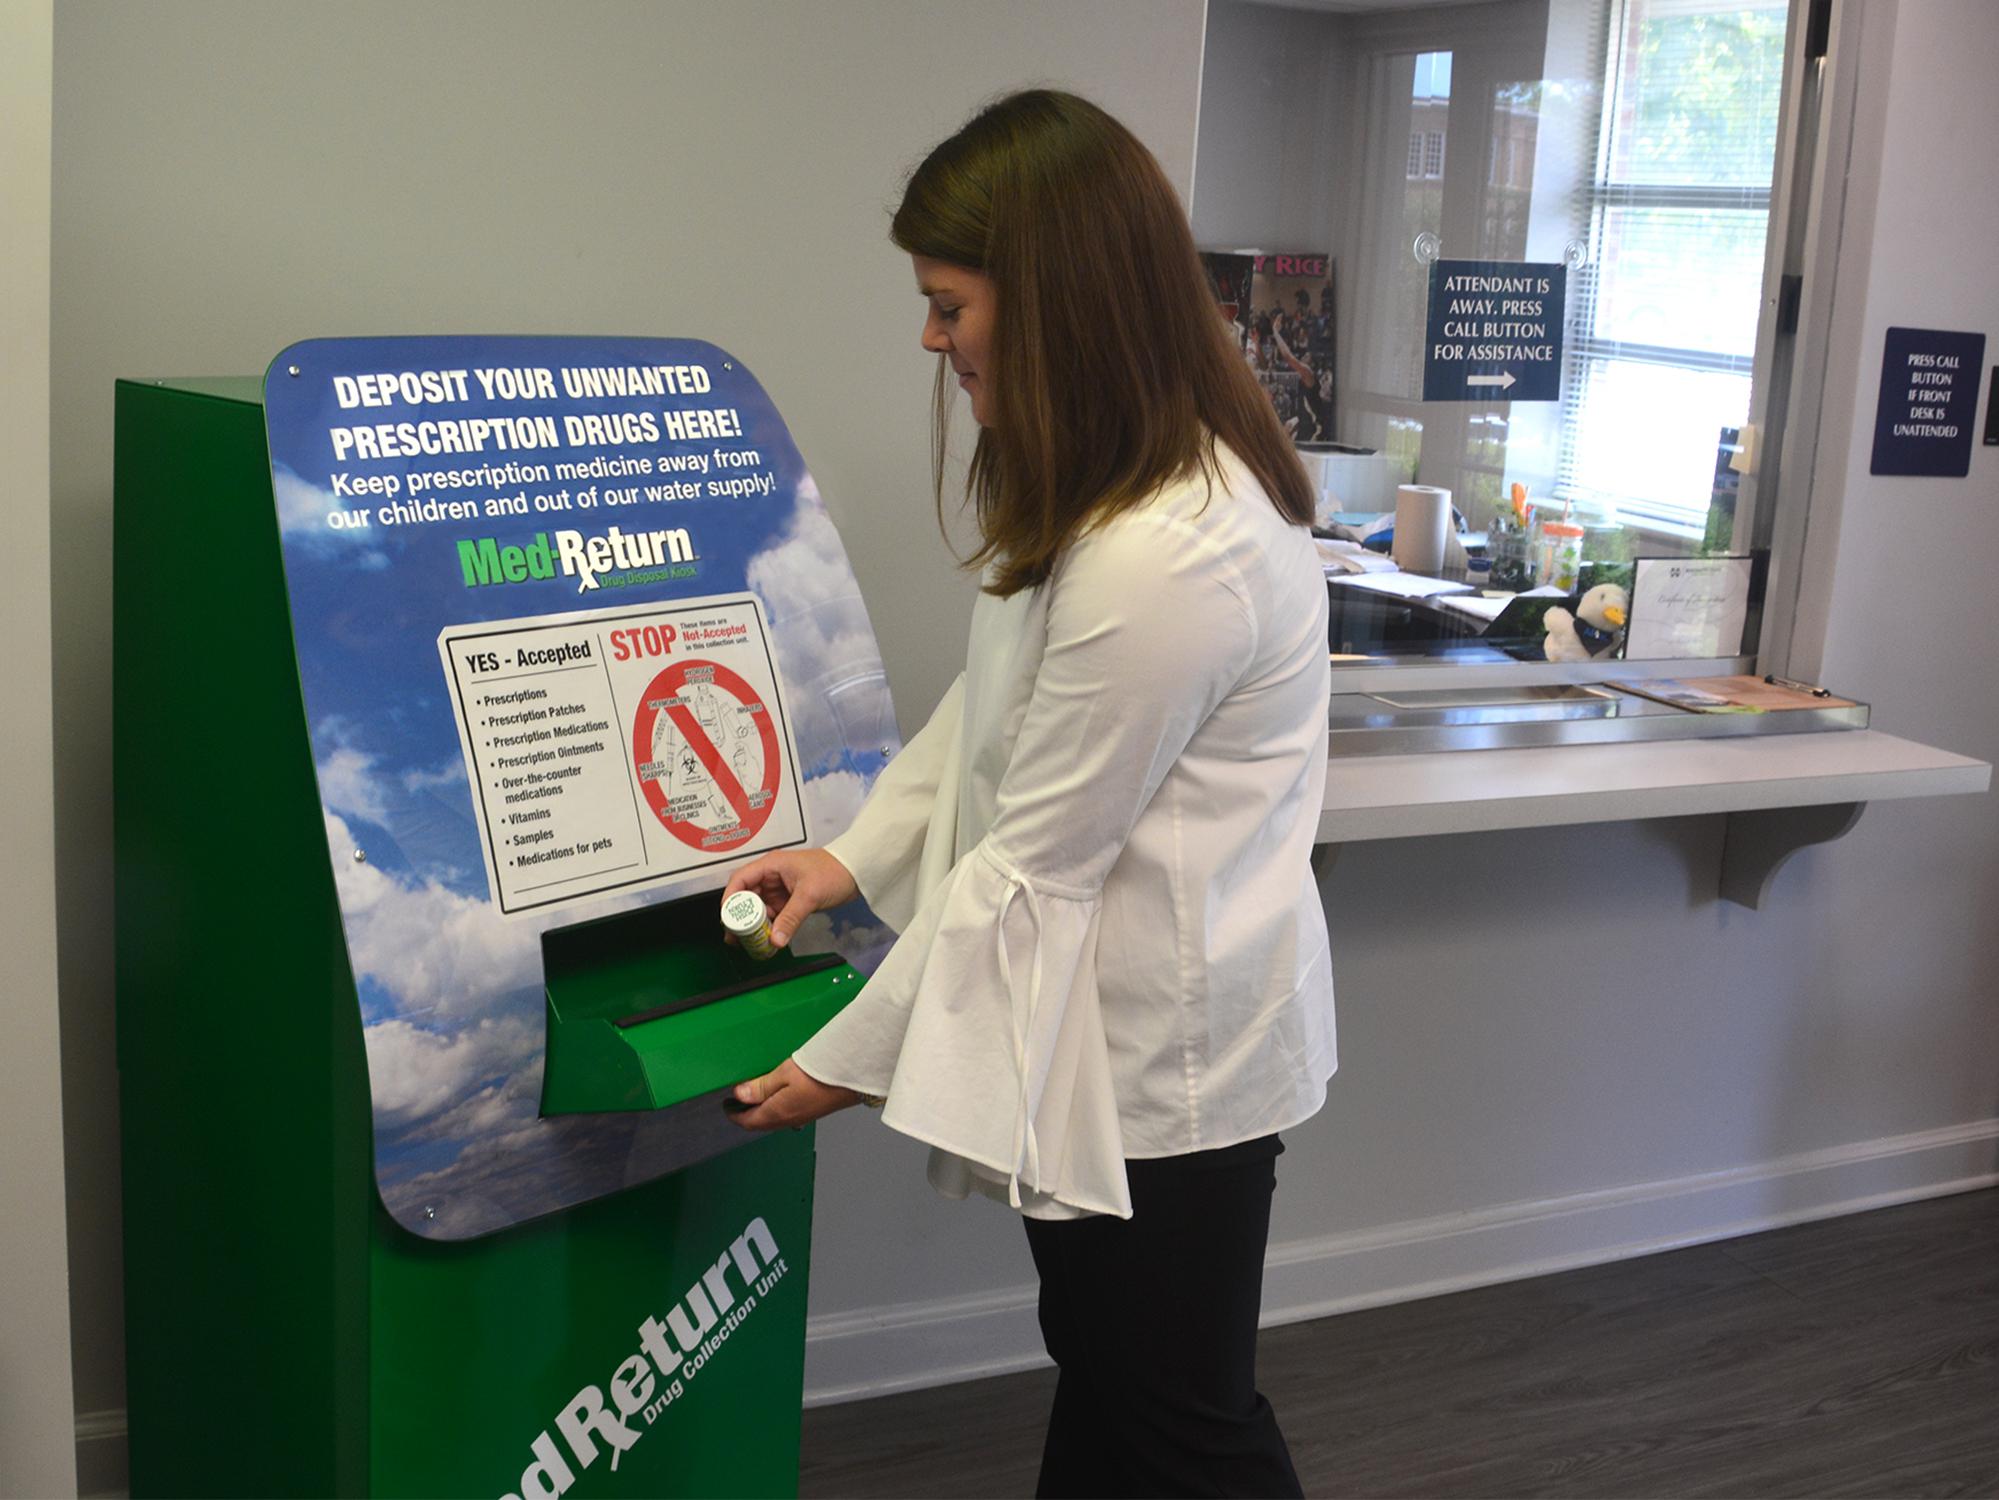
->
xmin=1023 ymin=1135 xmax=1302 ymax=1499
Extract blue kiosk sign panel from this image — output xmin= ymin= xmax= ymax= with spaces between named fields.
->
xmin=1869 ymin=325 xmax=1986 ymax=477
xmin=264 ymin=335 xmax=900 ymax=1239
xmin=1423 ymin=259 xmax=1566 ymax=403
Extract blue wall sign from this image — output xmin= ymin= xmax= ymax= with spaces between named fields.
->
xmin=1422 ymin=259 xmax=1566 ymax=403
xmin=1869 ymin=326 xmax=1986 ymax=477
xmin=265 ymin=335 xmax=900 ymax=1239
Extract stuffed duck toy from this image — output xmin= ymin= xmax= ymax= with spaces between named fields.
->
xmin=1543 ymin=583 xmax=1629 ymax=662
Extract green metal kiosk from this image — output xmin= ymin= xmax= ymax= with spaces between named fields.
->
xmin=113 ymin=340 xmax=898 ymax=1497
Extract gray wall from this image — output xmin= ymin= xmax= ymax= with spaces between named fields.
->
xmin=47 ymin=0 xmax=1208 ymax=1465
xmin=34 ymin=0 xmax=1999 ymax=1473
xmin=1191 ymin=0 xmax=1353 ymax=252
xmin=3 ymin=3 xmax=78 ymax=1494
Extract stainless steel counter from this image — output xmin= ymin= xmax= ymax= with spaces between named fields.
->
xmin=1328 ymin=682 xmax=1869 ymax=757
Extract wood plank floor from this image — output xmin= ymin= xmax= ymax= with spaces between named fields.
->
xmin=800 ymin=1185 xmax=1999 ymax=1498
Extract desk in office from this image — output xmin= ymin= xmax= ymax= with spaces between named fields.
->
xmin=1324 ymin=552 xmax=1617 ymax=657
xmin=1326 ymin=575 xmax=1486 ymax=653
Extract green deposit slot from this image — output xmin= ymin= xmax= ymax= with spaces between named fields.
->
xmin=541 ymin=894 xmax=862 ymax=1115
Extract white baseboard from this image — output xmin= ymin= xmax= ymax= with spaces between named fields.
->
xmin=802 ymin=1117 xmax=1999 ymax=1406
xmin=74 ymin=1407 xmax=128 ymax=1499
xmin=73 ymin=1120 xmax=1999 ymax=1449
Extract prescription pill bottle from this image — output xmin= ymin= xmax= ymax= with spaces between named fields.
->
xmin=720 ymin=890 xmax=777 ymax=961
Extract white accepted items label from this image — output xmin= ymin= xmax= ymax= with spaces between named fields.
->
xmin=436 ymin=593 xmax=807 ymax=915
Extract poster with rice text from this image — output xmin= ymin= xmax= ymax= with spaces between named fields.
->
xmin=1201 ymin=250 xmax=1338 ymax=444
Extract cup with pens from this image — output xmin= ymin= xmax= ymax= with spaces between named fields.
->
xmin=1487 ymin=482 xmax=1535 ymax=591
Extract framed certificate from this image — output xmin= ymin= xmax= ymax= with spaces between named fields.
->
xmin=1625 ymin=555 xmax=1754 ymax=660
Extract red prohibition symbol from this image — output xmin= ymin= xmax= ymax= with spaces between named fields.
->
xmin=631 ymin=658 xmax=782 ymax=853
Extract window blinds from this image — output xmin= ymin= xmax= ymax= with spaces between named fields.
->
xmin=1556 ymin=0 xmax=1788 ymax=528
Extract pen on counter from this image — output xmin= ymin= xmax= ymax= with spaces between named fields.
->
xmin=1764 ymin=673 xmax=1832 ymax=697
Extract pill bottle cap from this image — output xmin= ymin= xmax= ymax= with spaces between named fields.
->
xmin=720 ymin=890 xmax=768 ymax=935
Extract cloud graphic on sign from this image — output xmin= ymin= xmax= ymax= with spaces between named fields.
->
xmin=273 ymin=464 xmax=392 ymax=568
xmin=402 ymin=1059 xmax=545 ymax=1144
xmin=401 ymin=761 xmax=471 ymax=797
xmin=378 ymin=1104 xmax=742 ymax=1240
xmin=311 ymin=728 xmax=482 ymax=889
xmin=802 ymin=768 xmax=869 ymax=846
xmin=317 ymin=744 xmax=396 ymax=825
xmin=325 ymin=810 xmax=544 ymax=1024
xmin=746 ymin=480 xmax=899 ymax=768
xmin=363 ymin=1013 xmax=542 ymax=1124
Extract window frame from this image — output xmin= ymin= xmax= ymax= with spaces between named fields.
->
xmin=1423 ymin=130 xmax=1446 ymax=178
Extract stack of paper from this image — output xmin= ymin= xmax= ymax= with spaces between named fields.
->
xmin=1433 ymin=584 xmax=1568 ymax=624
xmin=1617 ymin=678 xmax=1766 ymax=714
xmin=1327 ymin=572 xmax=1474 ymax=600
xmin=1313 ymin=538 xmax=1399 ymax=576
xmin=1433 ymin=593 xmax=1515 ymax=624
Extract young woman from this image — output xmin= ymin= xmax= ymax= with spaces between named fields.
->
xmin=724 ymin=89 xmax=1335 ymax=1498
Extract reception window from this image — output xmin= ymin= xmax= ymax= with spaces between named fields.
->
xmin=1195 ymin=0 xmax=1806 ymax=664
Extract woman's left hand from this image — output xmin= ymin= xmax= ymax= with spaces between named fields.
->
xmin=727 ymin=1057 xmax=861 ymax=1131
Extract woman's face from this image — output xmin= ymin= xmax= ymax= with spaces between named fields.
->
xmin=911 ymin=254 xmax=998 ymax=427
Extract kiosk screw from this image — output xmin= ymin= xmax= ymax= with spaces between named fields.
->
xmin=352 ymin=848 xmax=367 ymax=863
xmin=287 ymin=365 xmax=300 ymax=377
xmin=423 ymin=1206 xmax=436 ymax=1221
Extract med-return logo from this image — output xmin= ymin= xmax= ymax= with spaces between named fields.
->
xmin=500 ymin=1217 xmax=792 ymax=1500
xmin=458 ymin=525 xmax=701 ymax=594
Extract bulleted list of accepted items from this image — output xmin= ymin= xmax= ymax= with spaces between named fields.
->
xmin=437 ymin=593 xmax=807 ymax=915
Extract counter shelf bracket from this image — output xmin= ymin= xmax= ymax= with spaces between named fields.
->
xmin=1717 ymin=800 xmax=1866 ymax=910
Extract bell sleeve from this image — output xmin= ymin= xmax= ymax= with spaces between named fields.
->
xmin=794 ymin=514 xmax=1258 ymax=1217
xmin=823 ymin=674 xmax=965 ymax=933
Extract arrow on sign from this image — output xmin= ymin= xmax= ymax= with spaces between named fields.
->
xmin=1467 ymin=372 xmax=1518 ymax=390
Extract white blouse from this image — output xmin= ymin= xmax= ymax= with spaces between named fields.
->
xmin=795 ymin=446 xmax=1336 ymax=1219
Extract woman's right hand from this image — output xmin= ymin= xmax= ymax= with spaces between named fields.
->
xmin=722 ymin=847 xmax=859 ymax=950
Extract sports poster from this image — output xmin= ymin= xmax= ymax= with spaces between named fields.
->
xmin=1202 ymin=250 xmax=1340 ymax=445
xmin=265 ymin=335 xmax=899 ymax=1239
xmin=1200 ymin=251 xmax=1254 ymax=348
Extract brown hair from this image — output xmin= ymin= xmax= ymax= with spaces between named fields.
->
xmin=891 ymin=89 xmax=1316 ymax=598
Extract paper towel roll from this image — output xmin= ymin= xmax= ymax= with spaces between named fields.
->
xmin=1393 ymin=484 xmax=1452 ymax=574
